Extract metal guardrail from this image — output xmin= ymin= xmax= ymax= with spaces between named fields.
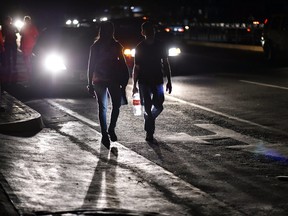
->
xmin=172 ymin=22 xmax=264 ymax=46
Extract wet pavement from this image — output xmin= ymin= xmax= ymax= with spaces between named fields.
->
xmin=0 ymin=90 xmax=244 ymax=215
xmin=0 ymin=122 xmax=245 ymax=215
xmin=1 ymin=43 xmax=287 ymax=215
xmin=0 ymin=91 xmax=43 ymax=134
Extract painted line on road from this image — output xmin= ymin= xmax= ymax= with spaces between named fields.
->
xmin=58 ymin=121 xmax=243 ymax=215
xmin=125 ymin=83 xmax=288 ymax=136
xmin=45 ymin=99 xmax=99 ymax=127
xmin=195 ymin=124 xmax=288 ymax=158
xmin=186 ymin=41 xmax=263 ymax=52
xmin=240 ymin=80 xmax=288 ymax=90
xmin=164 ymin=94 xmax=288 ymax=136
xmin=42 ymin=100 xmax=243 ymax=215
xmin=43 ymin=99 xmax=286 ymax=214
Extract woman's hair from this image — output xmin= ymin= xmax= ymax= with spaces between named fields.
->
xmin=97 ymin=21 xmax=115 ymax=41
xmin=24 ymin=16 xmax=32 ymax=22
xmin=4 ymin=16 xmax=12 ymax=23
xmin=141 ymin=21 xmax=155 ymax=37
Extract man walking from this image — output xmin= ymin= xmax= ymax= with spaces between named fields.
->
xmin=19 ymin=15 xmax=39 ymax=83
xmin=132 ymin=21 xmax=172 ymax=142
xmin=87 ymin=21 xmax=129 ymax=148
xmin=2 ymin=16 xmax=18 ymax=85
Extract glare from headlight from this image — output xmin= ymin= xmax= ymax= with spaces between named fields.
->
xmin=100 ymin=17 xmax=108 ymax=21
xmin=44 ymin=53 xmax=66 ymax=73
xmin=14 ymin=19 xmax=24 ymax=29
xmin=73 ymin=19 xmax=79 ymax=25
xmin=124 ymin=48 xmax=135 ymax=58
xmin=131 ymin=49 xmax=135 ymax=57
xmin=169 ymin=47 xmax=181 ymax=56
xmin=66 ymin=19 xmax=72 ymax=25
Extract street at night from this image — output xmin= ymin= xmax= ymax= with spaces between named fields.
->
xmin=1 ymin=41 xmax=288 ymax=215
xmin=1 ymin=0 xmax=288 ymax=215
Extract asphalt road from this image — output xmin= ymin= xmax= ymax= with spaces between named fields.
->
xmin=1 ymin=43 xmax=288 ymax=215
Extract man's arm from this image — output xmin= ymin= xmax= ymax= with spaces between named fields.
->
xmin=162 ymin=57 xmax=172 ymax=94
xmin=87 ymin=46 xmax=95 ymax=95
xmin=87 ymin=47 xmax=94 ymax=86
xmin=132 ymin=64 xmax=140 ymax=95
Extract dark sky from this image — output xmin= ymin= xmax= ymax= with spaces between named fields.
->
xmin=1 ymin=0 xmax=288 ymax=27
xmin=1 ymin=0 xmax=100 ymax=27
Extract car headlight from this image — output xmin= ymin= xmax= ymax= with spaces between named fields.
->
xmin=123 ymin=48 xmax=135 ymax=58
xmin=168 ymin=47 xmax=181 ymax=57
xmin=124 ymin=47 xmax=180 ymax=58
xmin=43 ymin=53 xmax=67 ymax=73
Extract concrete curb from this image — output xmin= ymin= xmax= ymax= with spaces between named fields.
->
xmin=0 ymin=92 xmax=44 ymax=134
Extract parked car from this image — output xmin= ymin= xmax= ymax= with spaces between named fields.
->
xmin=31 ymin=17 xmax=181 ymax=86
xmin=261 ymin=13 xmax=288 ymax=62
xmin=31 ymin=24 xmax=99 ymax=85
xmin=112 ymin=17 xmax=182 ymax=73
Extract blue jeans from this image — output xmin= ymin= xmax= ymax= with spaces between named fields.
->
xmin=139 ymin=84 xmax=164 ymax=134
xmin=93 ymin=82 xmax=121 ymax=135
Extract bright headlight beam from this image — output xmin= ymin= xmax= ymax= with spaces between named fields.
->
xmin=73 ymin=19 xmax=79 ymax=25
xmin=44 ymin=53 xmax=66 ymax=73
xmin=168 ymin=47 xmax=181 ymax=56
xmin=14 ymin=19 xmax=24 ymax=29
xmin=66 ymin=20 xmax=72 ymax=25
xmin=123 ymin=48 xmax=136 ymax=58
xmin=125 ymin=47 xmax=179 ymax=58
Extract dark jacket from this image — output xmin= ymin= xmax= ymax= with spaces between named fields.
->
xmin=88 ymin=39 xmax=129 ymax=86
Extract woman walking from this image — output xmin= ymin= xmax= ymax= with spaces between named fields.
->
xmin=87 ymin=21 xmax=129 ymax=148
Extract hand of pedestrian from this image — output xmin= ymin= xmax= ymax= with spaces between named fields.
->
xmin=132 ymin=86 xmax=138 ymax=96
xmin=166 ymin=82 xmax=172 ymax=94
xmin=87 ymin=84 xmax=95 ymax=97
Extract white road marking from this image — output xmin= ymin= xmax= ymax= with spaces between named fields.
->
xmin=46 ymin=99 xmax=99 ymax=127
xmin=164 ymin=94 xmax=288 ymax=136
xmin=47 ymin=97 xmax=288 ymax=158
xmin=44 ymin=100 xmax=243 ymax=215
xmin=59 ymin=121 xmax=243 ymax=215
xmin=240 ymin=80 xmax=288 ymax=90
xmin=39 ymin=99 xmax=288 ymax=215
xmin=164 ymin=124 xmax=288 ymax=158
xmin=195 ymin=124 xmax=288 ymax=158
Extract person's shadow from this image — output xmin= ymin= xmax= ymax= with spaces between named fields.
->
xmin=146 ymin=139 xmax=164 ymax=162
xmin=82 ymin=144 xmax=119 ymax=209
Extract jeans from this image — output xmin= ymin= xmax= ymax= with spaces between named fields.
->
xmin=139 ymin=84 xmax=164 ymax=134
xmin=93 ymin=82 xmax=121 ymax=135
xmin=3 ymin=43 xmax=17 ymax=71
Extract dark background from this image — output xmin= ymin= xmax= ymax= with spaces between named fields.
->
xmin=1 ymin=0 xmax=288 ymax=29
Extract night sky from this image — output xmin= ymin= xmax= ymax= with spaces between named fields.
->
xmin=1 ymin=0 xmax=288 ymax=28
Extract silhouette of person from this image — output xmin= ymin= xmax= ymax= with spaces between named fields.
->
xmin=82 ymin=146 xmax=119 ymax=209
xmin=0 ymin=30 xmax=4 ymax=57
xmin=1 ymin=16 xmax=18 ymax=84
xmin=132 ymin=21 xmax=172 ymax=142
xmin=19 ymin=15 xmax=39 ymax=82
xmin=87 ymin=21 xmax=129 ymax=148
xmin=0 ymin=30 xmax=5 ymax=111
xmin=0 ymin=29 xmax=4 ymax=86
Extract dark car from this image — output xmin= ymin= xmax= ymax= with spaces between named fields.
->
xmin=261 ymin=13 xmax=288 ymax=62
xmin=32 ymin=24 xmax=99 ymax=85
xmin=31 ymin=18 xmax=181 ymax=86
xmin=112 ymin=17 xmax=182 ymax=72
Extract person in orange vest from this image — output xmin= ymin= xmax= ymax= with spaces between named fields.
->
xmin=20 ymin=15 xmax=39 ymax=82
xmin=0 ymin=30 xmax=4 ymax=52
